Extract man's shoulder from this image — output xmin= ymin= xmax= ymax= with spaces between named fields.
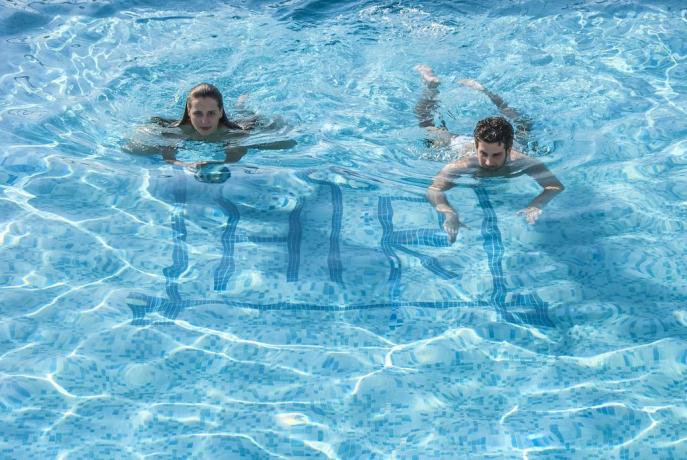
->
xmin=445 ymin=155 xmax=477 ymax=171
xmin=509 ymin=149 xmax=539 ymax=166
xmin=510 ymin=149 xmax=530 ymax=160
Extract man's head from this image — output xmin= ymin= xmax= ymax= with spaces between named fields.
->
xmin=473 ymin=116 xmax=514 ymax=170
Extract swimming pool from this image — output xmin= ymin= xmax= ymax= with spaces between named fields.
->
xmin=1 ymin=0 xmax=686 ymax=458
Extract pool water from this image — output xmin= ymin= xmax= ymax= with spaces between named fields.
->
xmin=1 ymin=0 xmax=686 ymax=458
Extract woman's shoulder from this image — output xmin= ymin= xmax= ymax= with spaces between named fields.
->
xmin=149 ymin=116 xmax=180 ymax=127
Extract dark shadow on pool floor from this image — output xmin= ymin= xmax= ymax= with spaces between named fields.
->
xmin=533 ymin=182 xmax=687 ymax=348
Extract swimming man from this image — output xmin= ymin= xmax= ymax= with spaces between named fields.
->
xmin=417 ymin=65 xmax=564 ymax=243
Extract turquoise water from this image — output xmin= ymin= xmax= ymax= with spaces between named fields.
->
xmin=1 ymin=0 xmax=687 ymax=458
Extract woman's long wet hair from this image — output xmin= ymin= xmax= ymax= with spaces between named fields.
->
xmin=153 ymin=83 xmax=244 ymax=130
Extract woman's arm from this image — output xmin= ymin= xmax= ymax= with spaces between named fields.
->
xmin=223 ymin=139 xmax=297 ymax=163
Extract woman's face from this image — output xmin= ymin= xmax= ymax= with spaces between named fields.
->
xmin=187 ymin=97 xmax=223 ymax=135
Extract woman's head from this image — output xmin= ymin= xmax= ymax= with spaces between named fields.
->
xmin=175 ymin=83 xmax=241 ymax=135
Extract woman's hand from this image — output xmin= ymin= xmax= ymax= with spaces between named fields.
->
xmin=165 ymin=159 xmax=208 ymax=171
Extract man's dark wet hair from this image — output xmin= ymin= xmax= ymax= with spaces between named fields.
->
xmin=473 ymin=116 xmax=514 ymax=151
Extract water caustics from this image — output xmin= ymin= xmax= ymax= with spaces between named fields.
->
xmin=1 ymin=0 xmax=687 ymax=458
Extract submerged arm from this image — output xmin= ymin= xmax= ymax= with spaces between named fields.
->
xmin=224 ymin=139 xmax=297 ymax=163
xmin=122 ymin=141 xmax=188 ymax=166
xmin=518 ymin=160 xmax=564 ymax=223
xmin=223 ymin=93 xmax=297 ymax=163
xmin=427 ymin=160 xmax=469 ymax=243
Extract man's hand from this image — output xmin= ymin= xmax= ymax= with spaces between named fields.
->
xmin=517 ymin=206 xmax=542 ymax=225
xmin=443 ymin=212 xmax=463 ymax=243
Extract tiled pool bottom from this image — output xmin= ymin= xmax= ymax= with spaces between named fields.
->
xmin=2 ymin=0 xmax=687 ymax=455
xmin=87 ymin=166 xmax=679 ymax=459
xmin=129 ymin=169 xmax=553 ymax=329
xmin=2 ymin=160 xmax=685 ymax=459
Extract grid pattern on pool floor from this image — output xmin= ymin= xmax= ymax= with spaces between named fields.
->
xmin=213 ymin=196 xmax=305 ymax=289
xmin=128 ymin=174 xmax=553 ymax=328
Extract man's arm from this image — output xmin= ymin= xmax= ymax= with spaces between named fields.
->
xmin=427 ymin=160 xmax=469 ymax=243
xmin=518 ymin=159 xmax=564 ymax=224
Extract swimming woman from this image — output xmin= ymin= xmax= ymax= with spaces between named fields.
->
xmin=124 ymin=83 xmax=296 ymax=172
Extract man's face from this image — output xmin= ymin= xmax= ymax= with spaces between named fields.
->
xmin=476 ymin=140 xmax=509 ymax=170
xmin=188 ymin=97 xmax=223 ymax=136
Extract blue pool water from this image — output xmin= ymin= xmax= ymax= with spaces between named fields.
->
xmin=1 ymin=0 xmax=687 ymax=458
